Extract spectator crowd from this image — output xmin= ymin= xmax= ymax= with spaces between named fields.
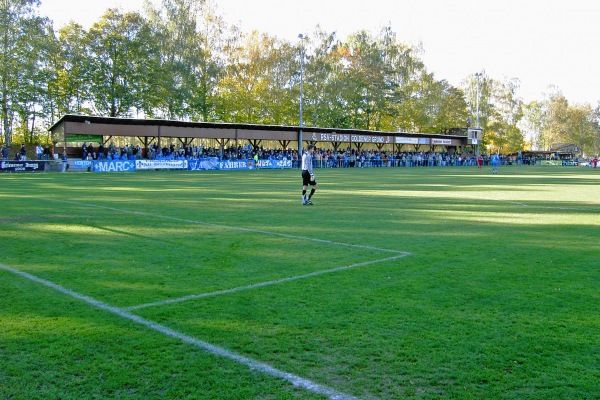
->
xmin=4 ymin=141 xmax=595 ymax=169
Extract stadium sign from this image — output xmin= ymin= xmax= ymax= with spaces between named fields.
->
xmin=316 ymin=133 xmax=350 ymax=142
xmin=313 ymin=133 xmax=392 ymax=144
xmin=350 ymin=135 xmax=392 ymax=144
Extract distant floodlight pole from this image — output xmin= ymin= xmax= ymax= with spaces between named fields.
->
xmin=475 ymin=72 xmax=482 ymax=129
xmin=475 ymin=72 xmax=483 ymax=157
xmin=298 ymin=33 xmax=308 ymax=159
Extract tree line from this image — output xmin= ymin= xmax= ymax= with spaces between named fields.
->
xmin=2 ymin=0 xmax=598 ymax=156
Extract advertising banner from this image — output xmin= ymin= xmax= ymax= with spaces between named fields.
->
xmin=73 ymin=160 xmax=94 ymax=168
xmin=218 ymin=160 xmax=254 ymax=170
xmin=256 ymin=159 xmax=292 ymax=169
xmin=396 ymin=137 xmax=419 ymax=144
xmin=66 ymin=134 xmax=103 ymax=143
xmin=69 ymin=160 xmax=94 ymax=172
xmin=432 ymin=138 xmax=452 ymax=145
xmin=93 ymin=160 xmax=136 ymax=172
xmin=540 ymin=160 xmax=562 ymax=166
xmin=0 ymin=161 xmax=46 ymax=173
xmin=188 ymin=158 xmax=220 ymax=170
xmin=135 ymin=159 xmax=188 ymax=170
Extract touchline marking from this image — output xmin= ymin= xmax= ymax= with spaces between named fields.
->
xmin=0 ymin=263 xmax=359 ymax=400
xmin=37 ymin=197 xmax=402 ymax=254
xmin=125 ymin=253 xmax=410 ymax=311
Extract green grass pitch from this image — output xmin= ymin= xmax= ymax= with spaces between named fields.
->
xmin=1 ymin=166 xmax=599 ymax=399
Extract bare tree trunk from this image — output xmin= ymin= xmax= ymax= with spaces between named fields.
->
xmin=29 ymin=111 xmax=35 ymax=143
xmin=2 ymin=79 xmax=9 ymax=146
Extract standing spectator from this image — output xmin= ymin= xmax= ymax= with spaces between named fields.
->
xmin=20 ymin=144 xmax=27 ymax=160
xmin=87 ymin=143 xmax=95 ymax=160
xmin=592 ymin=156 xmax=598 ymax=169
xmin=301 ymin=144 xmax=318 ymax=205
xmin=491 ymin=153 xmax=499 ymax=174
xmin=1 ymin=144 xmax=8 ymax=160
xmin=81 ymin=142 xmax=87 ymax=159
xmin=43 ymin=145 xmax=51 ymax=160
xmin=36 ymin=144 xmax=43 ymax=159
xmin=98 ymin=143 xmax=105 ymax=160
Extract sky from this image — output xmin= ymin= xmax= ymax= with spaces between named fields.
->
xmin=39 ymin=0 xmax=600 ymax=106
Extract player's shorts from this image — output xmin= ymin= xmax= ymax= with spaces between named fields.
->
xmin=302 ymin=170 xmax=316 ymax=186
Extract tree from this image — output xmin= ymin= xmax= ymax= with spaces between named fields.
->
xmin=375 ymin=36 xmax=430 ymax=133
xmin=485 ymin=77 xmax=524 ymax=153
xmin=565 ymin=104 xmax=594 ymax=155
xmin=217 ymin=30 xmax=296 ymax=124
xmin=540 ymin=92 xmax=570 ymax=151
xmin=144 ymin=0 xmax=207 ymax=120
xmin=0 ymin=0 xmax=44 ymax=145
xmin=425 ymin=78 xmax=468 ymax=134
xmin=521 ymin=100 xmax=544 ymax=150
xmin=47 ymin=22 xmax=91 ymax=120
xmin=525 ymin=93 xmax=598 ymax=156
xmin=592 ymin=104 xmax=600 ymax=156
xmin=190 ymin=0 xmax=227 ymax=122
xmin=297 ymin=28 xmax=354 ymax=130
xmin=13 ymin=14 xmax=53 ymax=144
xmin=86 ymin=9 xmax=154 ymax=117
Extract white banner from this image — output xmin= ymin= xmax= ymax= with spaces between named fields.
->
xmin=135 ymin=159 xmax=188 ymax=170
xmin=396 ymin=137 xmax=419 ymax=144
xmin=432 ymin=138 xmax=452 ymax=145
xmin=312 ymin=133 xmax=392 ymax=144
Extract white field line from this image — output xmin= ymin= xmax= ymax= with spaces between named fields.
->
xmin=35 ymin=195 xmax=410 ymax=313
xmin=0 ymin=263 xmax=359 ymax=400
xmin=38 ymin=197 xmax=403 ymax=254
xmin=125 ymin=253 xmax=409 ymax=311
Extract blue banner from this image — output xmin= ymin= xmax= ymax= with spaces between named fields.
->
xmin=73 ymin=160 xmax=93 ymax=168
xmin=256 ymin=159 xmax=293 ymax=169
xmin=188 ymin=158 xmax=292 ymax=170
xmin=188 ymin=158 xmax=220 ymax=170
xmin=68 ymin=160 xmax=94 ymax=172
xmin=218 ymin=160 xmax=255 ymax=170
xmin=93 ymin=160 xmax=136 ymax=173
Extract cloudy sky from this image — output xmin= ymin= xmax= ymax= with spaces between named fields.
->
xmin=39 ymin=0 xmax=600 ymax=105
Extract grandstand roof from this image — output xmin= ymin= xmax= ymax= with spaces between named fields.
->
xmin=48 ymin=114 xmax=471 ymax=149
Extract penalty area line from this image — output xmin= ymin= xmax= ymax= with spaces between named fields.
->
xmin=125 ymin=253 xmax=410 ymax=311
xmin=0 ymin=263 xmax=359 ymax=400
xmin=35 ymin=197 xmax=402 ymax=254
